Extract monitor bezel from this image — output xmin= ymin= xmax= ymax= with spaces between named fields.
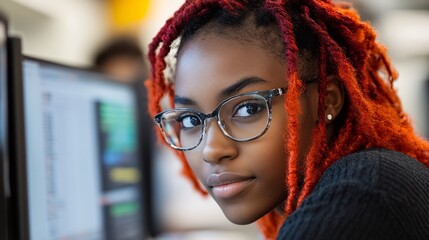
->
xmin=0 ymin=12 xmax=10 ymax=240
xmin=7 ymin=36 xmax=28 ymax=240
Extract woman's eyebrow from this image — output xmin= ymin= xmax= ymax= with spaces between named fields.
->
xmin=174 ymin=77 xmax=266 ymax=106
xmin=219 ymin=77 xmax=267 ymax=100
xmin=174 ymin=96 xmax=195 ymax=106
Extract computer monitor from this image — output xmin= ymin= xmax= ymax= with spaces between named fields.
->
xmin=0 ymin=12 xmax=9 ymax=240
xmin=7 ymin=45 xmax=150 ymax=240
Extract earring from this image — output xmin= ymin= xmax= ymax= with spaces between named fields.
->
xmin=326 ymin=114 xmax=333 ymax=121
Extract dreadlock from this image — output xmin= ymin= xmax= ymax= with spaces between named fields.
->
xmin=146 ymin=0 xmax=429 ymax=238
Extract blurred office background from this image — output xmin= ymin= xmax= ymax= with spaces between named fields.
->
xmin=0 ymin=0 xmax=428 ymax=239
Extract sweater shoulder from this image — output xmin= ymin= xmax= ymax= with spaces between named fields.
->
xmin=277 ymin=149 xmax=429 ymax=240
xmin=317 ymin=148 xmax=429 ymax=192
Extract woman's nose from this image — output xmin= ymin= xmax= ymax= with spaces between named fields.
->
xmin=201 ymin=119 xmax=238 ymax=164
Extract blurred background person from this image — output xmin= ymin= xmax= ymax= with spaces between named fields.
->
xmin=93 ymin=35 xmax=148 ymax=84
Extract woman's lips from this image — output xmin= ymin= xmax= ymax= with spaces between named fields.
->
xmin=207 ymin=172 xmax=255 ymax=199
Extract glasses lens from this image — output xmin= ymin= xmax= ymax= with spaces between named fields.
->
xmin=219 ymin=94 xmax=269 ymax=140
xmin=158 ymin=93 xmax=271 ymax=150
xmin=160 ymin=110 xmax=203 ymax=150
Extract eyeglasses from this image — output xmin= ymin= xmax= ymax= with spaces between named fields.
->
xmin=154 ymin=87 xmax=286 ymax=151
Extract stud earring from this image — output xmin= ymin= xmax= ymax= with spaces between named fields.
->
xmin=327 ymin=114 xmax=333 ymax=121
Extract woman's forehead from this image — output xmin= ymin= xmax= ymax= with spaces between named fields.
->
xmin=174 ymin=34 xmax=287 ymax=107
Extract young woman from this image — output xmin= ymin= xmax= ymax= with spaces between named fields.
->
xmin=146 ymin=0 xmax=429 ymax=239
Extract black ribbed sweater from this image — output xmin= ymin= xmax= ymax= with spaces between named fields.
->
xmin=277 ymin=148 xmax=429 ymax=240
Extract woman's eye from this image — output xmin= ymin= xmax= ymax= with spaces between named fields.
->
xmin=234 ymin=103 xmax=263 ymax=118
xmin=179 ymin=115 xmax=201 ymax=129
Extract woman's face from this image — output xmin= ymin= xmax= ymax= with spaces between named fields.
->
xmin=174 ymin=33 xmax=317 ymax=224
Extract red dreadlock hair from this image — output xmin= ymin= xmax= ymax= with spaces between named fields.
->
xmin=146 ymin=0 xmax=429 ymax=238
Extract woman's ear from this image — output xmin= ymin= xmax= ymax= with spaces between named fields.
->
xmin=324 ymin=75 xmax=344 ymax=123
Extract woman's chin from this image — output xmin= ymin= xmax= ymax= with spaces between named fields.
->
xmin=222 ymin=209 xmax=263 ymax=225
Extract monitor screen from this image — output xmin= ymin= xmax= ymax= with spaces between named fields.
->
xmin=20 ymin=57 xmax=148 ymax=240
